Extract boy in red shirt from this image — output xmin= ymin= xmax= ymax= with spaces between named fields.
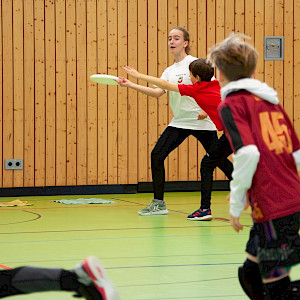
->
xmin=122 ymin=59 xmax=233 ymax=221
xmin=209 ymin=33 xmax=300 ymax=299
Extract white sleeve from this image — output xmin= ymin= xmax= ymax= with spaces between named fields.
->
xmin=293 ymin=149 xmax=300 ymax=171
xmin=230 ymin=145 xmax=260 ymax=217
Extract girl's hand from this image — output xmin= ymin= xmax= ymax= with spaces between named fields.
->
xmin=123 ymin=66 xmax=140 ymax=78
xmin=117 ymin=76 xmax=132 ymax=87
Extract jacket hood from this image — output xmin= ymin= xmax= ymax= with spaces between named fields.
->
xmin=221 ymin=78 xmax=279 ymax=104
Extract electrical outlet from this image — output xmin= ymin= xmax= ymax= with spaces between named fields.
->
xmin=5 ymin=159 xmax=23 ymax=170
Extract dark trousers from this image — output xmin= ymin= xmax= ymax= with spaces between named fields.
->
xmin=200 ymin=133 xmax=233 ymax=209
xmin=0 ymin=267 xmax=78 ymax=298
xmin=151 ymin=126 xmax=218 ymax=200
xmin=0 ymin=268 xmax=22 ymax=298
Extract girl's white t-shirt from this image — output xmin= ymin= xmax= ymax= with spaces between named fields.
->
xmin=161 ymin=55 xmax=216 ymax=131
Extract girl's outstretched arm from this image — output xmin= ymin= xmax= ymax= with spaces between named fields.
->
xmin=123 ymin=66 xmax=179 ymax=92
xmin=116 ymin=76 xmax=165 ymax=97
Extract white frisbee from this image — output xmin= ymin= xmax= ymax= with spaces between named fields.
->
xmin=90 ymin=74 xmax=119 ymax=85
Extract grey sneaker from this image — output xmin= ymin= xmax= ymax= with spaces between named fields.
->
xmin=73 ymin=256 xmax=120 ymax=300
xmin=138 ymin=199 xmax=168 ymax=216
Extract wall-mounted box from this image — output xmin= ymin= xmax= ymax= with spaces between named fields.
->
xmin=264 ymin=36 xmax=284 ymax=60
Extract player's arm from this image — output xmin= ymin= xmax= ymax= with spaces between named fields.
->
xmin=229 ymin=145 xmax=260 ymax=232
xmin=219 ymin=103 xmax=260 ymax=232
xmin=117 ymin=77 xmax=165 ymax=97
xmin=123 ymin=66 xmax=179 ymax=92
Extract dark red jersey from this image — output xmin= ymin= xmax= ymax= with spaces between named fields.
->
xmin=218 ymin=90 xmax=300 ymax=223
xmin=178 ymin=80 xmax=223 ymax=130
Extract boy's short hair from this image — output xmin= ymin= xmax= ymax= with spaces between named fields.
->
xmin=208 ymin=33 xmax=258 ymax=81
xmin=189 ymin=58 xmax=214 ymax=82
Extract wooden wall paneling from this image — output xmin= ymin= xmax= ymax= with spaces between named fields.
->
xmin=76 ymin=0 xmax=87 ymax=185
xmin=117 ymin=0 xmax=128 ymax=183
xmin=274 ymin=0 xmax=284 ymax=106
xmin=224 ymin=0 xmax=234 ymax=36
xmin=245 ymin=0 xmax=255 ymax=44
xmin=167 ymin=0 xmax=178 ymax=181
xmin=55 ymin=0 xmax=67 ymax=186
xmin=254 ymin=0 xmax=265 ymax=81
xmin=0 ymin=0 xmax=3 ymax=187
xmin=215 ymin=0 xmax=226 ymax=181
xmin=157 ymin=0 xmax=169 ymax=182
xmin=216 ymin=0 xmax=225 ymax=44
xmin=23 ymin=0 xmax=35 ymax=187
xmin=235 ymin=0 xmax=245 ymax=34
xmin=45 ymin=0 xmax=56 ymax=186
xmin=66 ymin=0 xmax=77 ymax=185
xmin=137 ymin=0 xmax=148 ymax=182
xmin=34 ymin=0 xmax=46 ymax=186
xmin=127 ymin=0 xmax=138 ymax=184
xmin=188 ymin=0 xmax=197 ymax=56
xmin=197 ymin=0 xmax=207 ymax=181
xmin=207 ymin=0 xmax=216 ymax=49
xmin=167 ymin=0 xmax=178 ymax=44
xmin=177 ymin=0 xmax=189 ymax=181
xmin=107 ymin=0 xmax=118 ymax=184
xmin=13 ymin=0 xmax=24 ymax=187
xmin=283 ymin=0 xmax=294 ymax=121
xmin=147 ymin=0 xmax=158 ymax=181
xmin=2 ymin=0 xmax=14 ymax=188
xmin=264 ymin=0 xmax=274 ymax=88
xmin=294 ymin=0 xmax=300 ymax=136
xmin=87 ymin=0 xmax=98 ymax=185
xmin=2 ymin=0 xmax=13 ymax=187
xmin=178 ymin=0 xmax=188 ymax=28
xmin=197 ymin=0 xmax=207 ymax=58
xmin=187 ymin=0 xmax=199 ymax=181
xmin=97 ymin=0 xmax=108 ymax=184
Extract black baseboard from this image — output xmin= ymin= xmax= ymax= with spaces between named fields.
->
xmin=137 ymin=180 xmax=229 ymax=193
xmin=0 ymin=184 xmax=137 ymax=198
xmin=0 ymin=181 xmax=229 ymax=197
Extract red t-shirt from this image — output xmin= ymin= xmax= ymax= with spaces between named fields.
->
xmin=218 ymin=90 xmax=300 ymax=222
xmin=178 ymin=80 xmax=223 ymax=130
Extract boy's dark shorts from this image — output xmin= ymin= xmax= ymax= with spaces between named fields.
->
xmin=246 ymin=212 xmax=300 ymax=280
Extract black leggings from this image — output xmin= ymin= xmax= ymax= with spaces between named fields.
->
xmin=0 ymin=267 xmax=78 ymax=298
xmin=0 ymin=268 xmax=22 ymax=298
xmin=200 ymin=133 xmax=233 ymax=209
xmin=151 ymin=126 xmax=217 ymax=200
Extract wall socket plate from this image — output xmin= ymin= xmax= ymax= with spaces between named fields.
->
xmin=5 ymin=159 xmax=23 ymax=170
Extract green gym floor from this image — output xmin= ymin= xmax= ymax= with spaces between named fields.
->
xmin=1 ymin=191 xmax=300 ymax=299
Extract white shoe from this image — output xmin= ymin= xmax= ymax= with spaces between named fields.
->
xmin=73 ymin=256 xmax=120 ymax=300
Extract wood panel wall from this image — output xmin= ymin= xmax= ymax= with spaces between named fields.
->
xmin=0 ymin=0 xmax=299 ymax=188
